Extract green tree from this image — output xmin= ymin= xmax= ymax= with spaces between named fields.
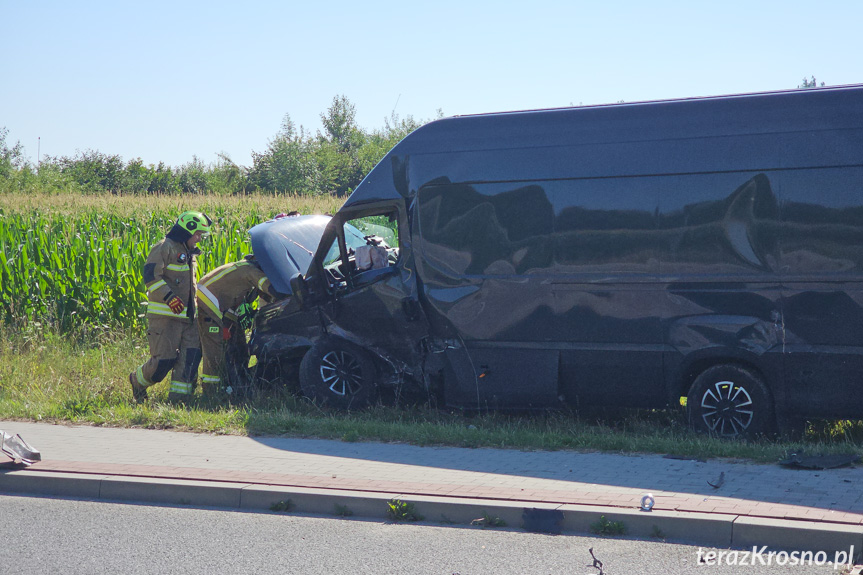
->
xmin=0 ymin=126 xmax=26 ymax=180
xmin=147 ymin=162 xmax=178 ymax=194
xmin=798 ymin=76 xmax=825 ymax=88
xmin=207 ymin=153 xmax=247 ymax=195
xmin=122 ymin=158 xmax=153 ymax=194
xmin=55 ymin=150 xmax=126 ymax=193
xmin=315 ymin=95 xmax=368 ymax=196
xmin=177 ymin=156 xmax=208 ymax=194
xmin=248 ymin=113 xmax=321 ymax=194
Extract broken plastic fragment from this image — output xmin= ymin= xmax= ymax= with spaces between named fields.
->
xmin=640 ymin=493 xmax=655 ymax=511
xmin=1 ymin=430 xmax=41 ymax=465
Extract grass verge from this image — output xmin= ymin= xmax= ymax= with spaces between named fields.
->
xmin=1 ymin=327 xmax=862 ymax=463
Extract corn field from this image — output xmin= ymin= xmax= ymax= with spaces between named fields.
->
xmin=0 ymin=192 xmax=342 ymax=334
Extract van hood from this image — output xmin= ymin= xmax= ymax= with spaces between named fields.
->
xmin=249 ymin=214 xmax=331 ymax=296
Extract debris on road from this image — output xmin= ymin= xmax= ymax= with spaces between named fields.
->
xmin=779 ymin=453 xmax=861 ymax=470
xmin=587 ymin=547 xmax=605 ymax=575
xmin=707 ymin=471 xmax=725 ymax=489
xmin=1 ymin=430 xmax=41 ymax=465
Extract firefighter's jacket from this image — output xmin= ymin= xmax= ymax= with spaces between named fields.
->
xmin=196 ymin=260 xmax=275 ymax=324
xmin=143 ymin=237 xmax=199 ymax=322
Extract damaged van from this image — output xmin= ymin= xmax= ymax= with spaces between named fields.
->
xmin=249 ymin=85 xmax=863 ymax=438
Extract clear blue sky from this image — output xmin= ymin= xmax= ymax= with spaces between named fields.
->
xmin=2 ymin=0 xmax=861 ymax=168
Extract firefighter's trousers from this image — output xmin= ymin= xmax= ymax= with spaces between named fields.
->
xmin=131 ymin=316 xmax=201 ymax=395
xmin=198 ymin=312 xmax=227 ymax=392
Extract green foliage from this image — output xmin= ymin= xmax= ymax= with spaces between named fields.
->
xmin=1 ymin=97 xmax=439 ymax=198
xmin=246 ymin=97 xmax=438 ymax=197
xmin=590 ymin=515 xmax=626 ymax=536
xmin=248 ymin=115 xmax=321 ymax=195
xmin=269 ymin=499 xmax=294 ymax=512
xmin=0 ymin=127 xmax=27 ymax=180
xmin=386 ymin=498 xmax=424 ymax=522
xmin=0 ymin=206 xmax=253 ymax=332
xmin=333 ymin=504 xmax=354 ymax=517
xmin=798 ymin=76 xmax=825 ymax=88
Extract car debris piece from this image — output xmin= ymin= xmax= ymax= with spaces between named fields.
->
xmin=587 ymin=548 xmax=605 ymax=575
xmin=779 ymin=453 xmax=861 ymax=470
xmin=1 ymin=430 xmax=41 ymax=465
xmin=707 ymin=471 xmax=725 ymax=489
xmin=663 ymin=454 xmax=707 ymax=463
xmin=640 ymin=493 xmax=655 ymax=511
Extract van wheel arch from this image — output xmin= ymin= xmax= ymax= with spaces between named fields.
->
xmin=299 ymin=337 xmax=377 ymax=409
xmin=685 ymin=362 xmax=775 ymax=439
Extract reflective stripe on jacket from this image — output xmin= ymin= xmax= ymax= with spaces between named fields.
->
xmin=143 ymin=237 xmax=198 ymax=321
xmin=196 ymin=260 xmax=274 ymax=322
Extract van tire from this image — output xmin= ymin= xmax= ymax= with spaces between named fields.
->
xmin=687 ymin=364 xmax=774 ymax=438
xmin=299 ymin=338 xmax=376 ymax=409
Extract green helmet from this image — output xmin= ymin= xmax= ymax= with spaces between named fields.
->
xmin=176 ymin=211 xmax=213 ymax=235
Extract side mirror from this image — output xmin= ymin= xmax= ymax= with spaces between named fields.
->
xmin=289 ymin=273 xmax=309 ymax=308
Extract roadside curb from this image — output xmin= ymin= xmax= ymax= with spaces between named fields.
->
xmin=2 ymin=468 xmax=860 ymax=554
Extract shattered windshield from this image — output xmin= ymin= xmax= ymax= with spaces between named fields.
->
xmin=323 ymin=219 xmax=397 ymax=266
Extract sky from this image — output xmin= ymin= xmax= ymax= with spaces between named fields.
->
xmin=2 ymin=0 xmax=861 ymax=169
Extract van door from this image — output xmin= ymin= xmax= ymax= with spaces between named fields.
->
xmin=777 ymin=167 xmax=863 ymax=418
xmin=317 ymin=206 xmax=432 ymax=377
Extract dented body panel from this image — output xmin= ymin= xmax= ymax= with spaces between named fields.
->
xmin=251 ymin=86 xmax=863 ymax=422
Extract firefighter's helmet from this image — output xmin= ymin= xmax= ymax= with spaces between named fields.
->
xmin=177 ymin=211 xmax=213 ymax=235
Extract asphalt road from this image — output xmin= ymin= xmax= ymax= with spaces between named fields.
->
xmin=0 ymin=495 xmax=849 ymax=574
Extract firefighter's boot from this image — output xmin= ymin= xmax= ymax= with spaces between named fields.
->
xmin=129 ymin=372 xmax=148 ymax=403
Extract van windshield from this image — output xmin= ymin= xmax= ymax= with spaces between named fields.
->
xmin=323 ymin=218 xmax=398 ymax=266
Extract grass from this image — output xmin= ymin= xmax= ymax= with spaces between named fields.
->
xmin=2 ymin=326 xmax=863 ymax=464
xmin=590 ymin=515 xmax=626 ymax=536
xmin=386 ymin=499 xmax=424 ymax=522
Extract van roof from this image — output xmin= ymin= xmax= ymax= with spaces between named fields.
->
xmin=343 ymin=85 xmax=863 ymax=209
xmin=451 ymin=84 xmax=863 ymax=120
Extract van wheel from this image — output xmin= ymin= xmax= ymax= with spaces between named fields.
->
xmin=687 ymin=364 xmax=774 ymax=439
xmin=299 ymin=338 xmax=376 ymax=409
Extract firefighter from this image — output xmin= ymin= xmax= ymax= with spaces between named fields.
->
xmin=129 ymin=211 xmax=213 ymax=403
xmin=196 ymin=255 xmax=277 ymax=395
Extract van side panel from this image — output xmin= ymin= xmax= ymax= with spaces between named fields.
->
xmin=777 ymin=167 xmax=863 ymax=417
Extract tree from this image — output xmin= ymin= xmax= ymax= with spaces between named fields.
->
xmin=315 ymin=95 xmax=368 ymax=196
xmin=798 ymin=76 xmax=825 ymax=88
xmin=0 ymin=126 xmax=26 ymax=179
xmin=248 ymin=113 xmax=321 ymax=195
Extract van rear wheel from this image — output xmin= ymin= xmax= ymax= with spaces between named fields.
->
xmin=687 ymin=364 xmax=774 ymax=439
xmin=299 ymin=338 xmax=376 ymax=410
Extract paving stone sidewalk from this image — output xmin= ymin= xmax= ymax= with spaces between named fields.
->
xmin=2 ymin=419 xmax=863 ymax=527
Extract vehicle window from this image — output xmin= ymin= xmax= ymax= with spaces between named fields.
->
xmin=344 ymin=213 xmax=399 ymax=273
xmin=323 ymin=211 xmax=401 ymax=288
xmin=347 ymin=216 xmax=398 ymax=248
xmin=323 ymin=237 xmax=341 ymax=267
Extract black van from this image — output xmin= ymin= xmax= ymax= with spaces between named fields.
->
xmin=249 ymin=85 xmax=863 ymax=438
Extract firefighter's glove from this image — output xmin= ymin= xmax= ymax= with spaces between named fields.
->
xmin=167 ymin=295 xmax=185 ymax=314
xmin=237 ymin=303 xmax=256 ymax=330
